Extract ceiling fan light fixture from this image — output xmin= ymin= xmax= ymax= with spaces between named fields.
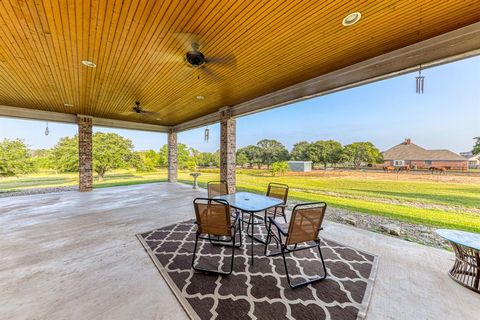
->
xmin=186 ymin=51 xmax=206 ymax=67
xmin=81 ymin=60 xmax=96 ymax=68
xmin=342 ymin=12 xmax=361 ymax=26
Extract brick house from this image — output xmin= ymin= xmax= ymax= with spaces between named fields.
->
xmin=383 ymin=139 xmax=468 ymax=170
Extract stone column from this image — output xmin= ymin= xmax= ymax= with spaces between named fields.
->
xmin=220 ymin=107 xmax=236 ymax=193
xmin=168 ymin=129 xmax=178 ymax=183
xmin=78 ymin=116 xmax=93 ymax=192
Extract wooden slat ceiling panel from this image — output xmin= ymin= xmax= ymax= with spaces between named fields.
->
xmin=0 ymin=0 xmax=479 ymax=126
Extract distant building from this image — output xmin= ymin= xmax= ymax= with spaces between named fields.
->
xmin=460 ymin=152 xmax=480 ymax=169
xmin=287 ymin=161 xmax=312 ymax=172
xmin=383 ymin=139 xmax=468 ymax=170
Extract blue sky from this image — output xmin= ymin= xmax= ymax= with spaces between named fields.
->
xmin=1 ymin=55 xmax=479 ymax=153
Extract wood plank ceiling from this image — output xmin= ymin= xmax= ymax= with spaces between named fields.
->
xmin=0 ymin=0 xmax=480 ymax=126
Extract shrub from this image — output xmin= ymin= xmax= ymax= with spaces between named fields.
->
xmin=271 ymin=161 xmax=289 ymax=176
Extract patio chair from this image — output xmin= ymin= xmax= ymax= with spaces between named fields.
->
xmin=265 ymin=183 xmax=289 ymax=223
xmin=264 ymin=202 xmax=328 ymax=288
xmin=192 ymin=198 xmax=242 ymax=276
xmin=207 ymin=180 xmax=229 ymax=198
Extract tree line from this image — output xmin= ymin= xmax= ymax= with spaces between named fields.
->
xmin=237 ymin=139 xmax=384 ymax=169
xmin=6 ymin=134 xmax=478 ymax=179
xmin=0 ymin=135 xmax=385 ymax=178
xmin=0 ymin=133 xmax=218 ymax=179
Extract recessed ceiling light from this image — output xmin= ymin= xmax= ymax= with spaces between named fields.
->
xmin=342 ymin=12 xmax=361 ymax=26
xmin=64 ymin=103 xmax=74 ymax=107
xmin=196 ymin=95 xmax=205 ymax=100
xmin=81 ymin=60 xmax=96 ymax=68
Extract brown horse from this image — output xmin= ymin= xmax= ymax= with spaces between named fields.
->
xmin=429 ymin=166 xmax=446 ymax=174
xmin=396 ymin=165 xmax=411 ymax=173
xmin=383 ymin=166 xmax=395 ymax=173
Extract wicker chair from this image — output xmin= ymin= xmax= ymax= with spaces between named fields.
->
xmin=207 ymin=181 xmax=229 ymax=198
xmin=192 ymin=198 xmax=242 ymax=276
xmin=265 ymin=202 xmax=327 ymax=288
xmin=265 ymin=183 xmax=289 ymax=223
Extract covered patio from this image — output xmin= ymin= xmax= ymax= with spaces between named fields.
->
xmin=0 ymin=183 xmax=478 ymax=319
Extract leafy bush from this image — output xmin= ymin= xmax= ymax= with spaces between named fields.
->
xmin=271 ymin=161 xmax=289 ymax=176
xmin=185 ymin=160 xmax=197 ymax=172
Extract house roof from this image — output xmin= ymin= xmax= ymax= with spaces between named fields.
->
xmin=383 ymin=140 xmax=466 ymax=161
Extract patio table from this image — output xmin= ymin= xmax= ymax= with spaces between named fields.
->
xmin=436 ymin=229 xmax=480 ymax=293
xmin=214 ymin=191 xmax=283 ymax=264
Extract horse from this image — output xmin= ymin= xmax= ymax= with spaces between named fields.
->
xmin=396 ymin=165 xmax=410 ymax=173
xmin=383 ymin=166 xmax=395 ymax=173
xmin=429 ymin=166 xmax=446 ymax=174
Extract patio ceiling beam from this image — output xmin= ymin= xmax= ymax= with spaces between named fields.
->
xmin=172 ymin=21 xmax=480 ymax=132
xmin=0 ymin=105 xmax=171 ymax=133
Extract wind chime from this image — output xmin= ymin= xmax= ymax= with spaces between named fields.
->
xmin=415 ymin=65 xmax=425 ymax=94
xmin=44 ymin=122 xmax=49 ymax=136
xmin=204 ymin=127 xmax=210 ymax=142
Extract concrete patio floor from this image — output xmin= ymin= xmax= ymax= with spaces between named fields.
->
xmin=0 ymin=183 xmax=478 ymax=320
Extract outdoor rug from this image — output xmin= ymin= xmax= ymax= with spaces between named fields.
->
xmin=137 ymin=220 xmax=378 ymax=320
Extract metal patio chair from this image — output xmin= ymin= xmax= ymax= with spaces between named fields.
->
xmin=207 ymin=180 xmax=229 ymax=198
xmin=264 ymin=202 xmax=328 ymax=288
xmin=244 ymin=182 xmax=290 ymax=242
xmin=192 ymin=198 xmax=242 ymax=276
xmin=265 ymin=182 xmax=289 ymax=223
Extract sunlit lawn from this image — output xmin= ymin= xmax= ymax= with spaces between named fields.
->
xmin=1 ymin=168 xmax=479 ymax=233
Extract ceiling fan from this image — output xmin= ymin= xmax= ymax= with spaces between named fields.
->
xmin=168 ymin=33 xmax=236 ymax=80
xmin=121 ymin=102 xmax=161 ymax=119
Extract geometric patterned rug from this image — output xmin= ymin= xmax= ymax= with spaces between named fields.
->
xmin=137 ymin=220 xmax=378 ymax=320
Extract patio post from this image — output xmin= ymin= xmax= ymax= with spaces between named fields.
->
xmin=77 ymin=115 xmax=93 ymax=192
xmin=168 ymin=129 xmax=178 ymax=182
xmin=219 ymin=107 xmax=236 ymax=193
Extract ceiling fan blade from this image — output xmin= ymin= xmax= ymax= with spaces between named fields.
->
xmin=201 ymin=66 xmax=223 ymax=81
xmin=207 ymin=54 xmax=236 ymax=66
xmin=172 ymin=32 xmax=202 ymax=51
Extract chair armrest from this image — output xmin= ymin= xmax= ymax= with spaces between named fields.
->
xmin=268 ymin=217 xmax=288 ymax=236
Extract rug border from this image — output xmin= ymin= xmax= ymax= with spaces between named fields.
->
xmin=136 ymin=220 xmax=379 ymax=320
xmin=136 ymin=233 xmax=199 ymax=320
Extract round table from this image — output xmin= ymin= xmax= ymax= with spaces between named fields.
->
xmin=436 ymin=229 xmax=480 ymax=293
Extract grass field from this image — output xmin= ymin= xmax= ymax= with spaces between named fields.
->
xmin=1 ymin=169 xmax=479 ymax=233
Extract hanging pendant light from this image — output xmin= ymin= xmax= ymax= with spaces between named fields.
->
xmin=45 ymin=122 xmax=50 ymax=136
xmin=415 ymin=65 xmax=425 ymax=94
xmin=204 ymin=127 xmax=209 ymax=142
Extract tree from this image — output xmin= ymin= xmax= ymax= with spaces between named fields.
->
xmin=158 ymin=145 xmax=168 ymax=168
xmin=0 ymin=139 xmax=35 ymax=176
xmin=257 ymin=139 xmax=289 ymax=168
xmin=31 ymin=149 xmax=52 ymax=171
xmin=196 ymin=151 xmax=219 ymax=167
xmin=237 ymin=145 xmax=263 ymax=168
xmin=342 ymin=142 xmax=383 ymax=169
xmin=290 ymin=141 xmax=310 ymax=161
xmin=92 ymin=132 xmax=136 ymax=180
xmin=307 ymin=140 xmax=343 ymax=169
xmin=271 ymin=161 xmax=289 ymax=176
xmin=134 ymin=150 xmax=159 ymax=172
xmin=49 ymin=136 xmax=79 ymax=173
xmin=235 ymin=151 xmax=249 ymax=168
xmin=473 ymin=137 xmax=480 ymax=155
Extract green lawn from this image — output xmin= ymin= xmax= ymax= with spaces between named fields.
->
xmin=1 ymin=168 xmax=479 ymax=233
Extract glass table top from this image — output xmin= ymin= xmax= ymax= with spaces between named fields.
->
xmin=214 ymin=192 xmax=283 ymax=212
xmin=436 ymin=229 xmax=480 ymax=250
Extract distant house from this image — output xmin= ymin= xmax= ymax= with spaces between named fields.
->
xmin=383 ymin=139 xmax=468 ymax=170
xmin=460 ymin=152 xmax=480 ymax=169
